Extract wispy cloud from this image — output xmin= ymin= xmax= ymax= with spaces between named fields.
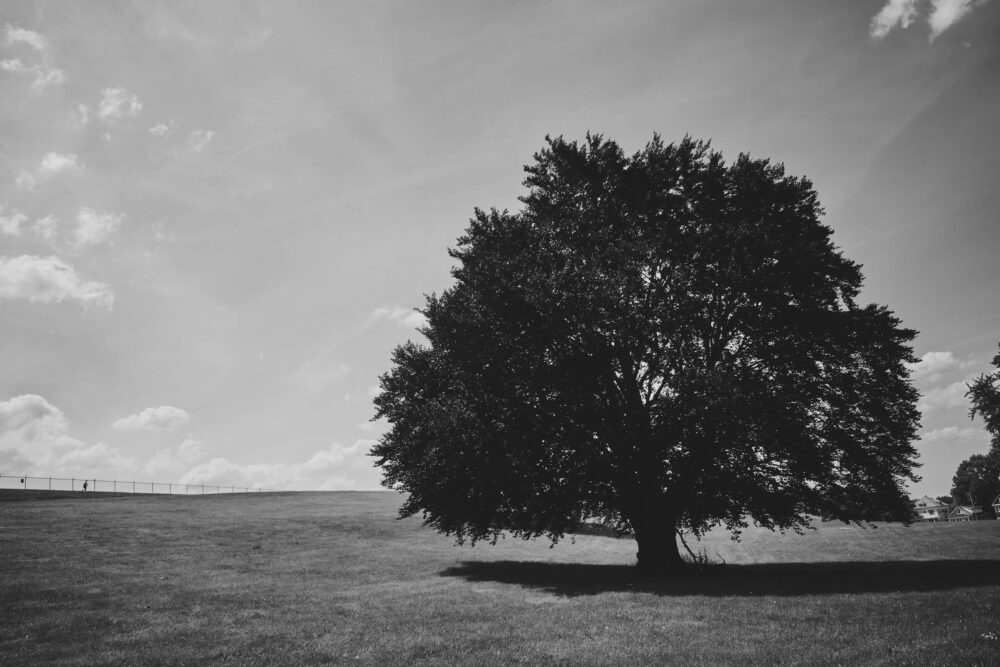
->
xmin=288 ymin=359 xmax=351 ymax=393
xmin=190 ymin=129 xmax=215 ymax=153
xmin=918 ymin=378 xmax=972 ymax=413
xmin=179 ymin=439 xmax=382 ymax=490
xmin=40 ymin=152 xmax=80 ymax=175
xmin=906 ymin=350 xmax=977 ymax=384
xmin=74 ymin=208 xmax=123 ymax=247
xmin=149 ymin=121 xmax=176 ymax=137
xmin=14 ymin=152 xmax=80 ymax=190
xmin=72 ymin=103 xmax=91 ymax=127
xmin=870 ymin=0 xmax=920 ymax=39
xmin=28 ymin=66 xmax=65 ymax=91
xmin=373 ymin=306 xmax=427 ymax=329
xmin=928 ymin=0 xmax=980 ymax=40
xmin=5 ymin=24 xmax=47 ymax=51
xmin=98 ymin=87 xmax=142 ymax=124
xmin=2 ymin=26 xmax=64 ymax=91
xmin=33 ymin=215 xmax=58 ymax=241
xmin=917 ymin=425 xmax=989 ymax=444
xmin=869 ymin=0 xmax=986 ymax=40
xmin=14 ymin=171 xmax=35 ymax=191
xmin=0 ymin=254 xmax=114 ymax=309
xmin=1 ymin=57 xmax=25 ymax=72
xmin=112 ymin=405 xmax=190 ymax=432
xmin=179 ymin=438 xmax=209 ymax=463
xmin=0 ymin=394 xmax=138 ymax=479
xmin=0 ymin=205 xmax=28 ymax=236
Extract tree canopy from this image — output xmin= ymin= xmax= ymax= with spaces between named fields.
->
xmin=953 ymin=343 xmax=1000 ymax=513
xmin=372 ymin=134 xmax=921 ymax=573
xmin=950 ymin=454 xmax=998 ymax=512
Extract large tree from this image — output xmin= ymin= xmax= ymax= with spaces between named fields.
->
xmin=372 ymin=134 xmax=921 ymax=574
xmin=950 ymin=454 xmax=998 ymax=512
xmin=954 ymin=343 xmax=1000 ymax=513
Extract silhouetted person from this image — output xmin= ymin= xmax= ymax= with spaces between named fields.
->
xmin=82 ymin=480 xmax=88 ymax=492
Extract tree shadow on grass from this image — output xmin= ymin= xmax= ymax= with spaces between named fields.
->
xmin=440 ymin=559 xmax=1000 ymax=597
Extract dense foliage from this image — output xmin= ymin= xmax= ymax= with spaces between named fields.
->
xmin=953 ymin=344 xmax=1000 ymax=513
xmin=373 ymin=134 xmax=921 ymax=572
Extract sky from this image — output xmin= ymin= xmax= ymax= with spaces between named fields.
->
xmin=0 ymin=0 xmax=998 ymax=498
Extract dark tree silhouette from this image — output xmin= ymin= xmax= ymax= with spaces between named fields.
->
xmin=950 ymin=454 xmax=998 ymax=513
xmin=953 ymin=344 xmax=1000 ymax=514
xmin=967 ymin=344 xmax=1000 ymax=439
xmin=372 ymin=134 xmax=921 ymax=574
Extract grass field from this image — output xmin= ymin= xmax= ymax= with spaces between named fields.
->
xmin=2 ymin=491 xmax=999 ymax=665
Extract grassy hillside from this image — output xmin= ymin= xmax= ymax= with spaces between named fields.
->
xmin=2 ymin=491 xmax=999 ymax=665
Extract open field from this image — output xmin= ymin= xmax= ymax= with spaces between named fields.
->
xmin=2 ymin=492 xmax=999 ymax=665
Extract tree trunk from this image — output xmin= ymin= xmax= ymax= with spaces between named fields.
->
xmin=631 ymin=510 xmax=685 ymax=575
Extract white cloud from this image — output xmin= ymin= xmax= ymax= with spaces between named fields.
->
xmin=14 ymin=152 xmax=80 ymax=190
xmin=33 ymin=215 xmax=58 ymax=241
xmin=98 ymin=87 xmax=142 ymax=124
xmin=0 ymin=255 xmax=114 ymax=309
xmin=288 ymin=359 xmax=351 ymax=393
xmin=29 ymin=66 xmax=64 ymax=92
xmin=357 ymin=418 xmax=387 ymax=434
xmin=15 ymin=170 xmax=35 ymax=191
xmin=870 ymin=0 xmax=920 ymax=39
xmin=1 ymin=27 xmax=63 ymax=91
xmin=0 ymin=205 xmax=27 ymax=236
xmin=918 ymin=379 xmax=971 ymax=413
xmin=5 ymin=24 xmax=48 ymax=51
xmin=74 ymin=208 xmax=123 ymax=247
xmin=1 ymin=57 xmax=25 ymax=72
xmin=869 ymin=0 xmax=985 ymax=40
xmin=149 ymin=122 xmax=175 ymax=137
xmin=906 ymin=350 xmax=976 ymax=384
xmin=0 ymin=394 xmax=138 ymax=479
xmin=190 ymin=129 xmax=215 ymax=153
xmin=374 ymin=306 xmax=428 ymax=329
xmin=72 ymin=103 xmax=91 ymax=127
xmin=141 ymin=439 xmax=211 ymax=478
xmin=0 ymin=55 xmax=64 ymax=93
xmin=179 ymin=439 xmax=383 ymax=491
xmin=112 ymin=406 xmax=190 ymax=433
xmin=179 ymin=438 xmax=209 ymax=463
xmin=928 ymin=0 xmax=979 ymax=40
xmin=917 ymin=426 xmax=989 ymax=444
xmin=39 ymin=152 xmax=79 ymax=175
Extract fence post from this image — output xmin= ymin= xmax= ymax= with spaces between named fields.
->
xmin=132 ymin=480 xmax=135 ymax=493
xmin=49 ymin=477 xmax=51 ymax=490
xmin=72 ymin=478 xmax=74 ymax=491
xmin=114 ymin=480 xmax=117 ymax=493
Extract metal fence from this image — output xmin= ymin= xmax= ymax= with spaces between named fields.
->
xmin=0 ymin=474 xmax=276 ymax=495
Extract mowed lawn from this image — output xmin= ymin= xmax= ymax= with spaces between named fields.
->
xmin=2 ymin=492 xmax=999 ymax=665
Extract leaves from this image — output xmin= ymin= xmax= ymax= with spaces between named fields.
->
xmin=373 ymin=134 xmax=921 ymax=549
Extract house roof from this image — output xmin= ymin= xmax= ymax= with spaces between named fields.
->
xmin=948 ymin=505 xmax=983 ymax=516
xmin=913 ymin=495 xmax=947 ymax=509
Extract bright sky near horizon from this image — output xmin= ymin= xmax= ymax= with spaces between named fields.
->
xmin=1 ymin=1 xmax=998 ymax=499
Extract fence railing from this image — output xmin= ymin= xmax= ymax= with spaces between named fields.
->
xmin=0 ymin=474 xmax=276 ymax=495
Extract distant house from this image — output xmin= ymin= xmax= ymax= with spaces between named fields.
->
xmin=912 ymin=496 xmax=949 ymax=521
xmin=947 ymin=505 xmax=985 ymax=521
